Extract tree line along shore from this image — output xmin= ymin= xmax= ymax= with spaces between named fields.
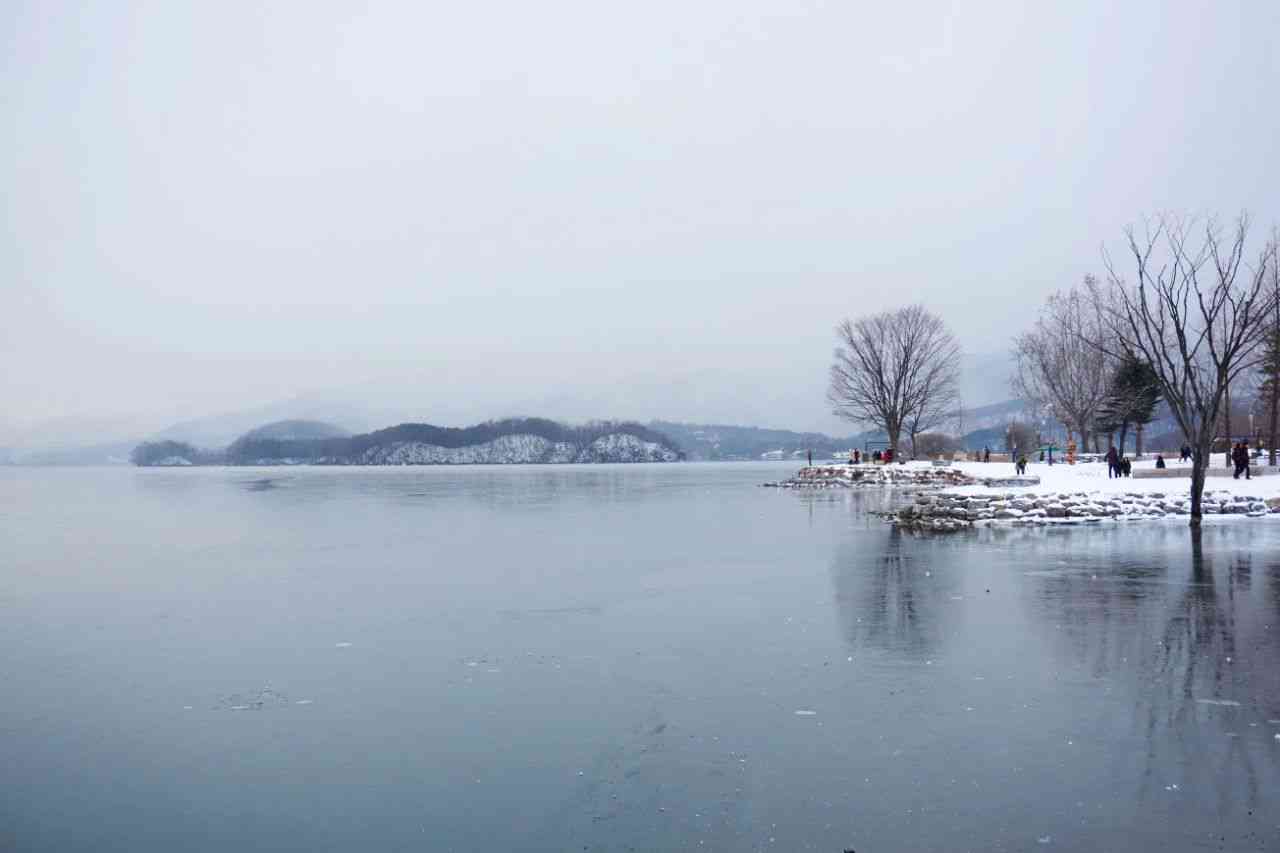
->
xmin=824 ymin=212 xmax=1280 ymax=525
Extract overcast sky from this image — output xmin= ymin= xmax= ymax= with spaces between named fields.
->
xmin=4 ymin=1 xmax=1279 ymax=440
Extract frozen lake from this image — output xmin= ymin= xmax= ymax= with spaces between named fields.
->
xmin=2 ymin=463 xmax=1279 ymax=851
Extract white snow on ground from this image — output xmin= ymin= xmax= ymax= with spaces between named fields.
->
xmin=930 ymin=457 xmax=1280 ymax=500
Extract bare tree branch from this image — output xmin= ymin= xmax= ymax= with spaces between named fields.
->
xmin=1012 ymin=280 xmax=1113 ymax=450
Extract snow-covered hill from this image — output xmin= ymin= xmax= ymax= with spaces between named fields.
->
xmin=355 ymin=433 xmax=679 ymax=465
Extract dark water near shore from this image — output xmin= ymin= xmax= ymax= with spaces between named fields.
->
xmin=3 ymin=464 xmax=1279 ymax=852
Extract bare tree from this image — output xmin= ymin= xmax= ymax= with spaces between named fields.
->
xmin=1012 ymin=281 xmax=1113 ymax=450
xmin=1005 ymin=420 xmax=1037 ymax=458
xmin=1260 ymin=232 xmax=1280 ymax=465
xmin=904 ymin=359 xmax=961 ymax=458
xmin=828 ymin=305 xmax=961 ymax=452
xmin=1099 ymin=213 xmax=1275 ymax=524
xmin=911 ymin=431 xmax=961 ymax=458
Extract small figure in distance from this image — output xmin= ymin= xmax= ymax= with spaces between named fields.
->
xmin=1155 ymin=453 xmax=1166 ymax=469
xmin=807 ymin=449 xmax=812 ymax=468
xmin=1120 ymin=455 xmax=1132 ymax=477
xmin=1180 ymin=444 xmax=1192 ymax=462
xmin=983 ymin=446 xmax=990 ymax=463
xmin=1015 ymin=453 xmax=1028 ymax=476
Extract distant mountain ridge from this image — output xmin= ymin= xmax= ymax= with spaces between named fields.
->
xmin=650 ymin=420 xmax=875 ymax=460
xmin=132 ymin=418 xmax=682 ymax=466
xmin=234 ymin=419 xmax=351 ymax=442
xmin=653 ymin=401 xmax=1036 ymax=458
xmin=12 ymin=398 xmax=1045 ymax=466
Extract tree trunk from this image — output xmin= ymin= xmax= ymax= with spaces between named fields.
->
xmin=1270 ymin=376 xmax=1279 ymax=467
xmin=1224 ymin=385 xmax=1232 ymax=445
xmin=1271 ymin=292 xmax=1280 ymax=467
xmin=1189 ymin=444 xmax=1208 ymax=525
xmin=1136 ymin=423 xmax=1145 ymax=458
xmin=1118 ymin=424 xmax=1129 ymax=456
xmin=887 ymin=421 xmax=902 ymax=453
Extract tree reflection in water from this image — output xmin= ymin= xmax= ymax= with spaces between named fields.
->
xmin=829 ymin=520 xmax=1280 ymax=836
xmin=830 ymin=525 xmax=963 ymax=661
xmin=1005 ymin=524 xmax=1280 ymax=822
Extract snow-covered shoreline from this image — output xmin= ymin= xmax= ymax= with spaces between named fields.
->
xmin=771 ymin=458 xmax=1280 ymax=530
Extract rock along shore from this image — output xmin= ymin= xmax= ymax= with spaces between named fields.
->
xmin=763 ymin=463 xmax=1280 ymax=533
xmin=896 ymin=490 xmax=1280 ymax=532
xmin=761 ymin=464 xmax=1040 ymax=491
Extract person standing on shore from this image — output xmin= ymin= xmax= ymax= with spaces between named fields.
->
xmin=1233 ymin=441 xmax=1252 ymax=479
xmin=807 ymin=449 xmax=812 ymax=468
xmin=1106 ymin=445 xmax=1119 ymax=479
xmin=983 ymin=446 xmax=990 ymax=463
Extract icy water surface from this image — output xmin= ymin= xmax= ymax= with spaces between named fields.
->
xmin=2 ymin=464 xmax=1279 ymax=852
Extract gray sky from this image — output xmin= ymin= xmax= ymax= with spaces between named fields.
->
xmin=4 ymin=0 xmax=1279 ymax=441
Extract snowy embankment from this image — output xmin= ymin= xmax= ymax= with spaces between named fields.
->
xmin=898 ymin=489 xmax=1276 ymax=532
xmin=771 ymin=458 xmax=1280 ymax=530
xmin=763 ymin=463 xmax=1038 ymax=490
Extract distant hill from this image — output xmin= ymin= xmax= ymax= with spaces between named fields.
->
xmin=653 ymin=404 xmax=1045 ymax=459
xmin=133 ymin=418 xmax=683 ymax=466
xmin=150 ymin=401 xmax=378 ymax=448
xmin=234 ymin=419 xmax=350 ymax=442
xmin=650 ymin=421 xmax=876 ymax=461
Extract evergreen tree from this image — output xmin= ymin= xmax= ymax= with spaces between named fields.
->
xmin=1094 ymin=354 xmax=1161 ymax=455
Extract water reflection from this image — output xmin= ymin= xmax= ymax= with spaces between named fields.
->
xmin=830 ymin=526 xmax=962 ymax=660
xmin=832 ymin=521 xmax=1280 ymax=831
xmin=6 ymin=466 xmax=1280 ymax=851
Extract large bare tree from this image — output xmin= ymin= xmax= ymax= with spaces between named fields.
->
xmin=1099 ymin=213 xmax=1275 ymax=524
xmin=1260 ymin=230 xmax=1280 ymax=466
xmin=828 ymin=305 xmax=961 ymax=453
xmin=1012 ymin=281 xmax=1112 ymax=450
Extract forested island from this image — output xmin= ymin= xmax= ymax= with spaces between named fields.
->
xmin=130 ymin=418 xmax=683 ymax=466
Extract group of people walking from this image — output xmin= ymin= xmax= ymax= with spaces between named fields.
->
xmin=1231 ymin=441 xmax=1253 ymax=480
xmin=1104 ymin=446 xmax=1132 ymax=478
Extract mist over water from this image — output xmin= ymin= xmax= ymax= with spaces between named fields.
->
xmin=3 ymin=464 xmax=1278 ymax=851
